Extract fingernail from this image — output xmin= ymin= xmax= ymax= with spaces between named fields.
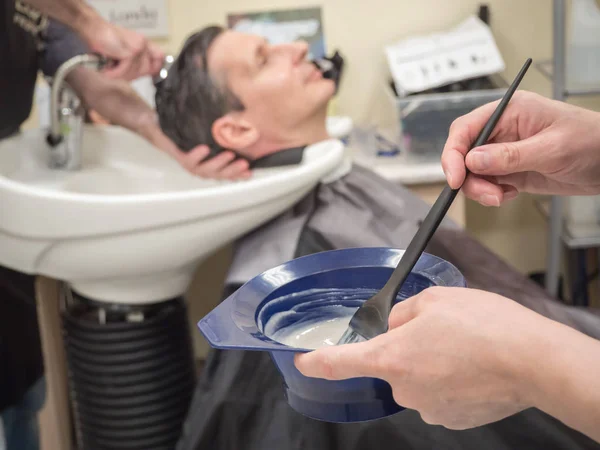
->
xmin=480 ymin=194 xmax=500 ymax=207
xmin=443 ymin=168 xmax=454 ymax=187
xmin=469 ymin=150 xmax=490 ymax=171
xmin=503 ymin=190 xmax=519 ymax=202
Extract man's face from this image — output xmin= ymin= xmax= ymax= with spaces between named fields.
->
xmin=207 ymin=30 xmax=335 ymax=142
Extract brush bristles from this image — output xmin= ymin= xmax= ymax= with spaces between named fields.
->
xmin=336 ymin=328 xmax=367 ymax=345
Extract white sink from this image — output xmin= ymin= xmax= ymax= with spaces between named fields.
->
xmin=0 ymin=125 xmax=344 ymax=304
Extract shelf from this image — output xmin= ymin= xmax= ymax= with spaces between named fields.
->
xmin=535 ymin=198 xmax=600 ymax=249
xmin=351 ymin=151 xmax=446 ymax=186
xmin=535 ymin=60 xmax=600 ymax=97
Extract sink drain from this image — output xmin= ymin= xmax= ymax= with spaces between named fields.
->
xmin=62 ymin=292 xmax=196 ymax=450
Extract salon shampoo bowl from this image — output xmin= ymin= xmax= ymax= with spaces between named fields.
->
xmin=0 ymin=125 xmax=344 ymax=304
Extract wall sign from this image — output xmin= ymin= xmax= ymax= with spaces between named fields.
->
xmin=87 ymin=0 xmax=169 ymax=38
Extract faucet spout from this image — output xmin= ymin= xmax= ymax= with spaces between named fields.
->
xmin=46 ymin=54 xmax=105 ymax=170
xmin=45 ymin=53 xmax=174 ymax=170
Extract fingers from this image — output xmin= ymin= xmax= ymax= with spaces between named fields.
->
xmin=441 ymin=146 xmax=467 ymax=190
xmin=192 ymin=151 xmax=236 ymax=177
xmin=162 ymin=140 xmax=253 ymax=181
xmin=103 ymin=59 xmax=132 ymax=80
xmin=500 ymin=184 xmax=519 ymax=202
xmin=388 ymin=297 xmax=420 ymax=330
xmin=98 ymin=25 xmax=161 ymax=80
xmin=441 ymin=101 xmax=500 ymax=188
xmin=104 ymin=49 xmax=145 ymax=80
xmin=460 ymin=175 xmax=520 ymax=206
xmin=465 ymin=135 xmax=549 ymax=177
xmin=184 ymin=148 xmax=252 ymax=180
xmin=136 ymin=52 xmax=152 ymax=80
xmin=181 ymin=145 xmax=211 ymax=168
xmin=148 ymin=42 xmax=166 ymax=75
xmin=216 ymin=158 xmax=252 ymax=180
xmin=294 ymin=339 xmax=383 ymax=381
xmin=295 ymin=298 xmax=421 ymax=381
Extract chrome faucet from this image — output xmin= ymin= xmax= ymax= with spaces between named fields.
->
xmin=46 ymin=54 xmax=106 ymax=170
xmin=46 ymin=53 xmax=174 ymax=170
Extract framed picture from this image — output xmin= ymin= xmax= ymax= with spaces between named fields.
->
xmin=87 ymin=0 xmax=169 ymax=38
xmin=227 ymin=7 xmax=325 ymax=59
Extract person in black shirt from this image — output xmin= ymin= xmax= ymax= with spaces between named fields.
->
xmin=0 ymin=2 xmax=248 ymax=449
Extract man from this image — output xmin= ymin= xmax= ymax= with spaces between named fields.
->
xmin=157 ymin=27 xmax=600 ymax=450
xmin=0 ymin=6 xmax=243 ymax=449
xmin=296 ymin=91 xmax=600 ymax=443
xmin=156 ymin=26 xmax=334 ymax=161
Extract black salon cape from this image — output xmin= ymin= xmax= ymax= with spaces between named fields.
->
xmin=177 ymin=165 xmax=600 ymax=450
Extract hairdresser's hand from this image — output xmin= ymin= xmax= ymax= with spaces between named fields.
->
xmin=174 ymin=147 xmax=252 ymax=180
xmin=141 ymin=120 xmax=251 ymax=180
xmin=295 ymin=287 xmax=559 ymax=429
xmin=76 ymin=14 xmax=164 ymax=80
xmin=441 ymin=90 xmax=600 ymax=206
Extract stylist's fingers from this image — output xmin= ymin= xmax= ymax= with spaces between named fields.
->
xmin=295 ymin=339 xmax=383 ymax=381
xmin=148 ymin=42 xmax=166 ymax=75
xmin=177 ymin=145 xmax=210 ymax=172
xmin=193 ymin=151 xmax=237 ymax=178
xmin=135 ymin=52 xmax=152 ymax=81
xmin=105 ymin=52 xmax=144 ymax=80
xmin=460 ymin=175 xmax=518 ymax=206
xmin=441 ymin=146 xmax=467 ymax=190
xmin=104 ymin=59 xmax=132 ymax=80
xmin=388 ymin=296 xmax=421 ymax=330
xmin=442 ymin=101 xmax=500 ymax=189
xmin=217 ymin=159 xmax=252 ymax=180
xmin=465 ymin=134 xmax=553 ymax=177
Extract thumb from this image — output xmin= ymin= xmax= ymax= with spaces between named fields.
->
xmin=465 ymin=134 xmax=549 ymax=176
xmin=294 ymin=338 xmax=383 ymax=381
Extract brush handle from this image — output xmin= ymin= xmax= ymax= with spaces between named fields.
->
xmin=383 ymin=58 xmax=533 ymax=301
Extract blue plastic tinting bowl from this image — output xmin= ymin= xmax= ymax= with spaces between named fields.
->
xmin=198 ymin=247 xmax=466 ymax=423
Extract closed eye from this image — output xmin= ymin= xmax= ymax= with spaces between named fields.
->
xmin=255 ymin=40 xmax=269 ymax=69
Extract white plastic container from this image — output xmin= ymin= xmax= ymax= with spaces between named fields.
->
xmin=567 ymin=0 xmax=600 ymax=88
xmin=564 ymin=195 xmax=600 ymax=238
xmin=384 ymin=74 xmax=507 ymax=161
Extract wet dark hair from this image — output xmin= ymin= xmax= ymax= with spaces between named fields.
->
xmin=155 ymin=26 xmax=244 ymax=156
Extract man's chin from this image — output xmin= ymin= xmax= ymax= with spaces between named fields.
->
xmin=318 ymin=80 xmax=336 ymax=109
xmin=323 ymin=78 xmax=336 ymax=95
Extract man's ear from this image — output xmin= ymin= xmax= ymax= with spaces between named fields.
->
xmin=212 ymin=113 xmax=259 ymax=152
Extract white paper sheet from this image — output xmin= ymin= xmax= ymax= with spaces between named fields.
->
xmin=385 ymin=15 xmax=505 ymax=96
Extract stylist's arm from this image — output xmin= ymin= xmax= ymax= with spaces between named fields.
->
xmin=297 ymin=90 xmax=600 ymax=443
xmin=295 ymin=287 xmax=600 ymax=442
xmin=24 ymin=0 xmax=164 ymax=80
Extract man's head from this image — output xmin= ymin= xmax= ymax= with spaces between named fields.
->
xmin=156 ymin=26 xmax=336 ymax=160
